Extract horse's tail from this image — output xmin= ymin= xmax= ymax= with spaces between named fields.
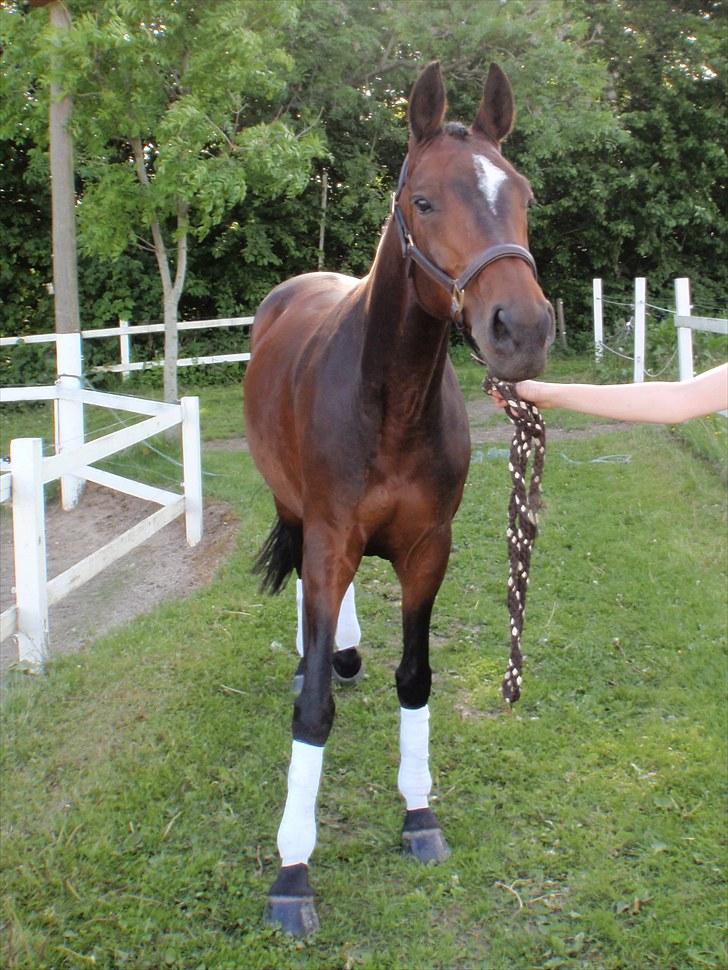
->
xmin=253 ymin=516 xmax=300 ymax=595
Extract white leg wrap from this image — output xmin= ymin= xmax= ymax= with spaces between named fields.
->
xmin=295 ymin=579 xmax=304 ymax=657
xmin=398 ymin=705 xmax=432 ymax=811
xmin=295 ymin=579 xmax=361 ymax=658
xmin=277 ymin=740 xmax=324 ymax=867
xmin=335 ymin=582 xmax=361 ymax=650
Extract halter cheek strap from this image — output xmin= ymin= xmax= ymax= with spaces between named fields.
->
xmin=392 ymin=155 xmax=538 ymax=326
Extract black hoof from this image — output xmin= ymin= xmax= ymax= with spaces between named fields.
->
xmin=291 ymin=648 xmax=364 ymax=696
xmin=264 ymin=864 xmax=319 ymax=937
xmin=333 ymin=647 xmax=364 ymax=686
xmin=402 ymin=808 xmax=451 ymax=864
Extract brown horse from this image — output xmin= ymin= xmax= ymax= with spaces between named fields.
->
xmin=244 ymin=61 xmax=554 ymax=936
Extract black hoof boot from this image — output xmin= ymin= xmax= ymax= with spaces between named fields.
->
xmin=264 ymin=864 xmax=319 ymax=937
xmin=291 ymin=648 xmax=364 ymax=696
xmin=402 ymin=808 xmax=451 ymax=864
xmin=332 ymin=647 xmax=364 ymax=687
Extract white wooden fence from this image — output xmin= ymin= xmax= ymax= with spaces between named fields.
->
xmin=592 ymin=277 xmax=727 ymax=383
xmin=0 ymin=316 xmax=253 ymax=379
xmin=673 ymin=278 xmax=728 ymax=380
xmin=0 ymin=383 xmax=202 ymax=668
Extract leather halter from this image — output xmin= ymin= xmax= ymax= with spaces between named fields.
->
xmin=392 ymin=155 xmax=538 ymax=326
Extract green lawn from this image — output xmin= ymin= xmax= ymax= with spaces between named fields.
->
xmin=1 ymin=360 xmax=726 ymax=969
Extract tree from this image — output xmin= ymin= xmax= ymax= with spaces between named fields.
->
xmin=574 ymin=0 xmax=727 ymax=311
xmin=241 ymin=0 xmax=621 ymax=312
xmin=1 ymin=0 xmax=322 ymax=400
xmin=3 ymin=0 xmax=725 ymax=360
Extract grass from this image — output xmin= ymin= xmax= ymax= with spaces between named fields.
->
xmin=1 ymin=357 xmax=727 ymax=969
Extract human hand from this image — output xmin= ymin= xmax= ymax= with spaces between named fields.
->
xmin=485 ymin=384 xmax=509 ymax=408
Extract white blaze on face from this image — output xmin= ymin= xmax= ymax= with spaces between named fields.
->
xmin=473 ymin=154 xmax=508 ymax=213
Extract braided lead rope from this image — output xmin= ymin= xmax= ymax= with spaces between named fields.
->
xmin=482 ymin=377 xmax=546 ymax=705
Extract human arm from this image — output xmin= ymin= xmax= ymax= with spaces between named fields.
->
xmin=489 ymin=363 xmax=728 ymax=424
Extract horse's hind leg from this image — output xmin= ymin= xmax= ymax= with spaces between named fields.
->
xmin=394 ymin=529 xmax=452 ymax=864
xmin=332 ymin=582 xmax=364 ymax=682
xmin=293 ymin=580 xmax=363 ymax=694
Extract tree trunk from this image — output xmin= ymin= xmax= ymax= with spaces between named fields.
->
xmin=162 ymin=202 xmax=189 ymax=404
xmin=48 ymin=1 xmax=80 ymax=335
xmin=48 ymin=1 xmax=84 ymax=509
xmin=131 ymin=139 xmax=188 ymax=403
xmin=163 ymin=291 xmax=179 ymax=403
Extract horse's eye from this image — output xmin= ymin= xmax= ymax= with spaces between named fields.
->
xmin=412 ymin=197 xmax=433 ymax=214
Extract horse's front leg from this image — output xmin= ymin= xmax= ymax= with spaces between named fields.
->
xmin=265 ymin=532 xmax=358 ymax=936
xmin=394 ymin=528 xmax=452 ymax=864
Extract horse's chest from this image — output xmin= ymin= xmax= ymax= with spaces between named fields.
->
xmin=359 ymin=446 xmax=465 ymax=535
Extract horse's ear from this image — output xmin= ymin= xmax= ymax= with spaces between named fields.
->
xmin=473 ymin=63 xmax=515 ymax=147
xmin=408 ymin=61 xmax=447 ymax=144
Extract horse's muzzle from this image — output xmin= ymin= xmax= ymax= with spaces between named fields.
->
xmin=477 ymin=301 xmax=555 ymax=381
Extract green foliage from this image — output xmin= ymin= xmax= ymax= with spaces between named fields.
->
xmin=0 ymin=0 xmax=322 ymax=387
xmin=55 ymin=0 xmax=323 ymax=257
xmin=567 ymin=0 xmax=727 ymax=310
xmin=1 ymin=0 xmax=725 ymax=361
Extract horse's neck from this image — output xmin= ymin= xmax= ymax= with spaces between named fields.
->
xmin=359 ymin=221 xmax=451 ymax=423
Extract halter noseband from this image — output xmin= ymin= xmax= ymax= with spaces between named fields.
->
xmin=392 ymin=155 xmax=538 ymax=327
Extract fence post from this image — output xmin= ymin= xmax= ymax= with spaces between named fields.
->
xmin=119 ymin=318 xmax=131 ymax=381
xmin=593 ymin=278 xmax=603 ymax=362
xmin=11 ymin=437 xmax=49 ymax=667
xmin=633 ymin=277 xmax=646 ymax=383
xmin=180 ymin=396 xmax=203 ymax=546
xmin=55 ymin=331 xmax=85 ymax=510
xmin=556 ymin=298 xmax=566 ymax=350
xmin=675 ymin=278 xmax=693 ymax=381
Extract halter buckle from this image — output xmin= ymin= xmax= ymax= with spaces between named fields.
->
xmin=450 ymin=284 xmax=465 ymax=321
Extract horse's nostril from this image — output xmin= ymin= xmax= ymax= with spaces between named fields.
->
xmin=492 ymin=308 xmax=510 ymax=344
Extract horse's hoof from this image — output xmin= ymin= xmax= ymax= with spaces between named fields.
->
xmin=402 ymin=808 xmax=451 ymax=864
xmin=291 ymin=648 xmax=364 ymax=696
xmin=332 ymin=647 xmax=364 ymax=687
xmin=264 ymin=864 xmax=319 ymax=937
xmin=265 ymin=895 xmax=319 ymax=937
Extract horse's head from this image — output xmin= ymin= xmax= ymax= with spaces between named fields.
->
xmin=395 ymin=61 xmax=554 ymax=381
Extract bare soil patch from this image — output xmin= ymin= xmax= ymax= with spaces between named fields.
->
xmin=1 ymin=485 xmax=237 ymax=674
xmin=464 ymin=394 xmax=634 ymax=443
xmin=205 ymin=395 xmax=634 ymax=453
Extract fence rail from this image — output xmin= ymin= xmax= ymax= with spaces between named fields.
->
xmin=674 ymin=316 xmax=728 ymax=336
xmin=0 ymin=384 xmax=202 ymax=668
xmin=0 ymin=316 xmax=254 ymax=379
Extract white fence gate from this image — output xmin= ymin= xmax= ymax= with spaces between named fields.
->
xmin=0 ymin=383 xmax=202 ymax=668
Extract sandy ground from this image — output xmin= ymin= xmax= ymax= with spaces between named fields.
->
xmin=0 ymin=486 xmax=237 ymax=674
xmin=1 ymin=395 xmax=629 ymax=674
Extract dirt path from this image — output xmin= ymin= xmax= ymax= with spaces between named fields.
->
xmin=1 ymin=395 xmax=631 ymax=674
xmin=205 ymin=395 xmax=631 ymax=452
